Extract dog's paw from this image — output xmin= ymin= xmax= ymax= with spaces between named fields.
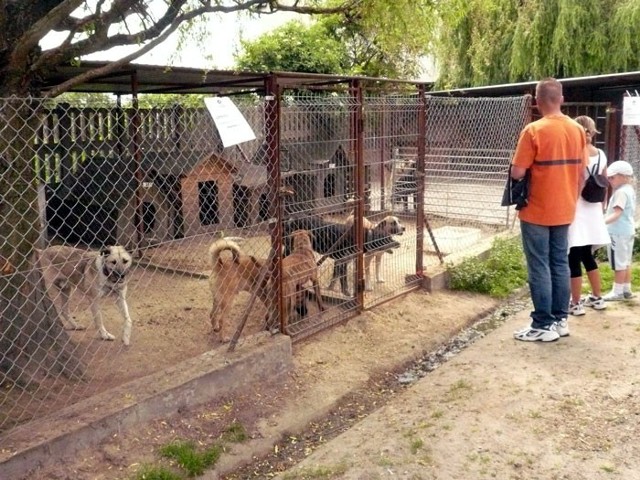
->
xmin=99 ymin=331 xmax=116 ymax=341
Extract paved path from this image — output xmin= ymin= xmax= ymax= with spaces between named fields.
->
xmin=275 ymin=300 xmax=640 ymax=480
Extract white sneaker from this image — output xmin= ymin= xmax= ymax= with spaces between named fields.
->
xmin=603 ymin=291 xmax=625 ymax=301
xmin=569 ymin=302 xmax=585 ymax=316
xmin=555 ymin=319 xmax=570 ymax=337
xmin=513 ymin=324 xmax=560 ymax=342
xmin=582 ymin=294 xmax=607 ymax=310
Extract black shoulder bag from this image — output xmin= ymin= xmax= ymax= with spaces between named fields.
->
xmin=501 ymin=166 xmax=530 ymax=211
xmin=581 ymin=151 xmax=607 ymax=203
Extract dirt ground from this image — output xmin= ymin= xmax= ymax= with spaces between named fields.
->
xmin=23 ymin=288 xmax=499 ymax=479
xmin=273 ymin=297 xmax=640 ymax=480
xmin=16 ymin=287 xmax=640 ymax=480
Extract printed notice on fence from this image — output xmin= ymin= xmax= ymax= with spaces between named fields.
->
xmin=204 ymin=97 xmax=256 ymax=147
xmin=622 ymin=96 xmax=640 ymax=126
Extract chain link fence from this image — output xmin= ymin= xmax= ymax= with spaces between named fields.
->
xmin=618 ymin=98 xmax=640 ymax=218
xmin=0 ymin=88 xmax=527 ymax=440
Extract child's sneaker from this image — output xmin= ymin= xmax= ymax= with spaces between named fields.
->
xmin=569 ymin=302 xmax=585 ymax=316
xmin=582 ymin=294 xmax=607 ymax=310
xmin=603 ymin=291 xmax=625 ymax=301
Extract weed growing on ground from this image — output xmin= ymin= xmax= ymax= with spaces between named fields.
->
xmin=159 ymin=441 xmax=223 ymax=477
xmin=410 ymin=438 xmax=424 ymax=454
xmin=221 ymin=420 xmax=248 ymax=443
xmin=129 ymin=420 xmax=250 ymax=479
xmin=132 ymin=465 xmax=182 ymax=480
xmin=448 ymin=237 xmax=526 ymax=298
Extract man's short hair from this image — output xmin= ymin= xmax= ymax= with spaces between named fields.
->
xmin=536 ymin=78 xmax=563 ymax=103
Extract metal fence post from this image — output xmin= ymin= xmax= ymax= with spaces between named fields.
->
xmin=351 ymin=80 xmax=365 ymax=311
xmin=130 ymin=71 xmax=144 ymax=254
xmin=265 ymin=74 xmax=284 ymax=332
xmin=416 ymin=85 xmax=427 ymax=277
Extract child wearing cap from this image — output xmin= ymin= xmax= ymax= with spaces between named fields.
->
xmin=603 ymin=160 xmax=637 ymax=301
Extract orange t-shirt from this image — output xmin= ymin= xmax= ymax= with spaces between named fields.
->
xmin=512 ymin=114 xmax=588 ymax=226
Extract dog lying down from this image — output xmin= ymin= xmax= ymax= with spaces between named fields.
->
xmin=37 ymin=245 xmax=134 ymax=345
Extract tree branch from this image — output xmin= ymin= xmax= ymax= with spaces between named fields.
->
xmin=43 ymin=17 xmax=183 ymax=98
xmin=40 ymin=0 xmax=353 ymax=71
xmin=9 ymin=0 xmax=85 ymax=68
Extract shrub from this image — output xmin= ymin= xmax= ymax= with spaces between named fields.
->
xmin=447 ymin=236 xmax=527 ymax=298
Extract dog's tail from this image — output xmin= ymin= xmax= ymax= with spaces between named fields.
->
xmin=209 ymin=239 xmax=242 ymax=268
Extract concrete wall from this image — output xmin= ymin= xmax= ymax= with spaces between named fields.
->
xmin=0 ymin=334 xmax=293 ymax=480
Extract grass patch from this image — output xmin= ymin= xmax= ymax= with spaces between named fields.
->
xmin=159 ymin=441 xmax=222 ymax=477
xmin=448 ymin=236 xmax=527 ymax=298
xmin=410 ymin=438 xmax=424 ymax=454
xmin=132 ymin=465 xmax=182 ymax=480
xmin=220 ymin=420 xmax=248 ymax=443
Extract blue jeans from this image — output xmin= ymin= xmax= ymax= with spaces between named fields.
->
xmin=520 ymin=220 xmax=570 ymax=329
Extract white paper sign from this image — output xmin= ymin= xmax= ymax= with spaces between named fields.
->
xmin=204 ymin=97 xmax=256 ymax=147
xmin=622 ymin=96 xmax=640 ymax=126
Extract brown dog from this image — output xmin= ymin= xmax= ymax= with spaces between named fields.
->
xmin=344 ymin=214 xmax=405 ymax=291
xmin=282 ymin=230 xmax=325 ymax=333
xmin=208 ymin=238 xmax=271 ymax=339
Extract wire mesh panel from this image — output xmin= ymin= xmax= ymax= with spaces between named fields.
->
xmin=0 ymin=87 xmax=535 ymax=441
xmin=422 ymin=95 xmax=530 ymax=255
xmin=362 ymin=94 xmax=423 ymax=308
xmin=278 ymin=92 xmax=361 ymax=340
xmin=618 ymin=98 xmax=640 ymax=218
xmin=0 ymin=95 xmax=279 ymax=438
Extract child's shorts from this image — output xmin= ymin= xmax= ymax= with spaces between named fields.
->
xmin=608 ymin=234 xmax=635 ymax=271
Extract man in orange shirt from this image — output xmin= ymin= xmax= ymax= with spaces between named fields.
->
xmin=512 ymin=78 xmax=588 ymax=342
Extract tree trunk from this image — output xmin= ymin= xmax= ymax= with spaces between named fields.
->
xmin=0 ymin=97 xmax=86 ymax=386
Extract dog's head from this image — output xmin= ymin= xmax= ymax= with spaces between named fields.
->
xmin=291 ymin=230 xmax=314 ymax=252
xmin=365 ymin=230 xmax=401 ymax=254
xmin=100 ymin=246 xmax=132 ymax=283
xmin=377 ymin=216 xmax=405 ymax=235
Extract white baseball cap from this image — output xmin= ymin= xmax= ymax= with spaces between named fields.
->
xmin=607 ymin=160 xmax=634 ymax=177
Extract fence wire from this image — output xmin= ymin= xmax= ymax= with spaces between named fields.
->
xmin=619 ymin=109 xmax=640 ymax=219
xmin=1 ymin=91 xmax=526 ymax=440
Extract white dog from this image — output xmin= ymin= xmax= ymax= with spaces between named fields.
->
xmin=38 ymin=245 xmax=134 ymax=345
xmin=344 ymin=214 xmax=405 ymax=291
